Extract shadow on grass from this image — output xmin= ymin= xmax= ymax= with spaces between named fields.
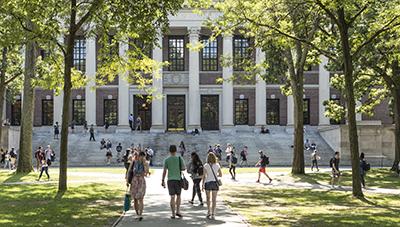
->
xmin=3 ymin=172 xmax=33 ymax=184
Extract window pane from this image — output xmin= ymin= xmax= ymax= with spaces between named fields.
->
xmin=104 ymin=99 xmax=118 ymax=125
xmin=303 ymin=99 xmax=310 ymax=125
xmin=201 ymin=37 xmax=218 ymax=71
xmin=11 ymin=100 xmax=21 ymax=126
xmin=266 ymin=99 xmax=280 ymax=125
xmin=42 ymin=100 xmax=53 ymax=126
xmin=74 ymin=37 xmax=86 ymax=73
xmin=168 ymin=37 xmax=185 ymax=71
xmin=73 ymin=100 xmax=86 ymax=125
xmin=233 ymin=36 xmax=252 ymax=71
xmin=235 ymin=99 xmax=249 ymax=125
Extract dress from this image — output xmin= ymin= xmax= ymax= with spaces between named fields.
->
xmin=130 ymin=161 xmax=147 ymax=199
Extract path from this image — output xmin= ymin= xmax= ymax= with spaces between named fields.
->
xmin=115 ymin=170 xmax=248 ymax=227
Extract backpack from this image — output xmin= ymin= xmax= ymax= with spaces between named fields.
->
xmin=364 ymin=162 xmax=371 ymax=171
xmin=261 ymin=155 xmax=269 ymax=165
xmin=194 ymin=162 xmax=204 ymax=176
xmin=329 ymin=158 xmax=334 ymax=168
xmin=240 ymin=150 xmax=246 ymax=157
xmin=231 ymin=156 xmax=238 ymax=164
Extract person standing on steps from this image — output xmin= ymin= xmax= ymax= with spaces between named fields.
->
xmin=162 ymin=145 xmax=186 ymax=219
xmin=54 ymin=122 xmax=60 ymax=139
xmin=188 ymin=152 xmax=204 ymax=206
xmin=179 ymin=141 xmax=186 ymax=157
xmin=128 ymin=114 xmax=134 ymax=131
xmin=311 ymin=150 xmax=320 ymax=171
xmin=127 ymin=151 xmax=150 ymax=221
xmin=89 ymin=124 xmax=95 ymax=141
xmin=135 ymin=116 xmax=142 ymax=132
xmin=202 ymin=152 xmax=222 ymax=220
xmin=255 ymin=150 xmax=272 ymax=184
xmin=330 ymin=151 xmax=341 ymax=188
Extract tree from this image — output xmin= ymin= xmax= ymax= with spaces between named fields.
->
xmin=6 ymin=0 xmax=183 ymax=193
xmin=190 ymin=0 xmax=321 ymax=174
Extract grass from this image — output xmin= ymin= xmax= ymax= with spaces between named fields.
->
xmin=294 ymin=168 xmax=400 ymax=189
xmin=221 ymin=167 xmax=291 ymax=175
xmin=0 ymin=168 xmax=127 ymax=227
xmin=221 ymin=185 xmax=400 ymax=227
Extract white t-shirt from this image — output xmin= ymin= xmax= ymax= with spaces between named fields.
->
xmin=203 ymin=163 xmax=221 ymax=183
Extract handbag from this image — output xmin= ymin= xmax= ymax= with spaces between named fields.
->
xmin=210 ymin=163 xmax=222 ymax=186
xmin=127 ymin=161 xmax=135 ymax=184
xmin=179 ymin=157 xmax=189 ymax=190
xmin=123 ymin=186 xmax=131 ymax=212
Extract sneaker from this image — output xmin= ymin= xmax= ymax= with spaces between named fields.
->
xmin=199 ymin=202 xmax=204 ymax=206
xmin=188 ymin=200 xmax=194 ymax=204
xmin=256 ymin=180 xmax=260 ymax=183
xmin=269 ymin=179 xmax=272 ymax=184
xmin=206 ymin=214 xmax=211 ymax=219
xmin=176 ymin=213 xmax=183 ymax=218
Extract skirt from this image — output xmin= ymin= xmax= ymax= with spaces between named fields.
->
xmin=130 ymin=175 xmax=146 ymax=199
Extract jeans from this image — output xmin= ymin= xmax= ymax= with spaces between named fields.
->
xmin=89 ymin=133 xmax=95 ymax=141
xmin=311 ymin=160 xmax=319 ymax=170
xmin=360 ymin=174 xmax=365 ymax=187
xmin=39 ymin=166 xmax=50 ymax=180
xmin=191 ymin=178 xmax=203 ymax=203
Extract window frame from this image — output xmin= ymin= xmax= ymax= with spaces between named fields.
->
xmin=103 ymin=99 xmax=118 ymax=125
xmin=41 ymin=99 xmax=54 ymax=126
xmin=266 ymin=99 xmax=280 ymax=125
xmin=167 ymin=36 xmax=185 ymax=71
xmin=303 ymin=98 xmax=311 ymax=125
xmin=201 ymin=36 xmax=219 ymax=71
xmin=72 ymin=99 xmax=86 ymax=125
xmin=233 ymin=36 xmax=252 ymax=71
xmin=11 ymin=99 xmax=21 ymax=126
xmin=73 ymin=36 xmax=86 ymax=73
xmin=235 ymin=98 xmax=249 ymax=125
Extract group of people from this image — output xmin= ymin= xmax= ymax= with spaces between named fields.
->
xmin=0 ymin=147 xmax=17 ymax=170
xmin=34 ymin=145 xmax=56 ymax=181
xmin=128 ymin=114 xmax=142 ymax=132
xmin=125 ymin=143 xmax=274 ymax=222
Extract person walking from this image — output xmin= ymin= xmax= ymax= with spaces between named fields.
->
xmin=34 ymin=146 xmax=45 ymax=171
xmin=228 ymin=150 xmax=237 ymax=180
xmin=255 ymin=150 xmax=272 ymax=183
xmin=3 ymin=150 xmax=11 ymax=170
xmin=83 ymin=120 xmax=88 ymax=133
xmin=225 ymin=143 xmax=233 ymax=164
xmin=54 ymin=122 xmax=60 ymax=139
xmin=9 ymin=148 xmax=17 ymax=170
xmin=330 ymin=151 xmax=341 ymax=188
xmin=188 ymin=152 xmax=204 ymax=206
xmin=202 ymin=152 xmax=222 ymax=220
xmin=89 ymin=124 xmax=95 ymax=141
xmin=106 ymin=149 xmax=113 ymax=165
xmin=214 ymin=144 xmax=222 ymax=162
xmin=116 ymin=143 xmax=123 ymax=163
xmin=179 ymin=141 xmax=186 ymax=157
xmin=37 ymin=159 xmax=50 ymax=181
xmin=240 ymin=146 xmax=248 ymax=167
xmin=311 ymin=150 xmax=320 ymax=171
xmin=0 ymin=149 xmax=5 ymax=165
xmin=129 ymin=114 xmax=134 ymax=131
xmin=359 ymin=152 xmax=369 ymax=188
xmin=146 ymin=147 xmax=154 ymax=166
xmin=161 ymin=145 xmax=186 ymax=219
xmin=126 ymin=151 xmax=150 ymax=221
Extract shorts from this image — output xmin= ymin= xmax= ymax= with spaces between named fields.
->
xmin=167 ymin=180 xmax=182 ymax=196
xmin=332 ymin=170 xmax=340 ymax=178
xmin=205 ymin=181 xmax=219 ymax=191
xmin=259 ymin=167 xmax=266 ymax=173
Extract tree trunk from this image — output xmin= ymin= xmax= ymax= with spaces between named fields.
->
xmin=338 ymin=9 xmax=363 ymax=198
xmin=392 ymin=87 xmax=400 ymax=171
xmin=292 ymin=85 xmax=305 ymax=174
xmin=0 ymin=47 xmax=7 ymax=148
xmin=17 ymin=39 xmax=37 ymax=173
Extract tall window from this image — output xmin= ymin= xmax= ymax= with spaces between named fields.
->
xmin=11 ymin=100 xmax=21 ymax=126
xmin=42 ymin=99 xmax=53 ymax=126
xmin=233 ymin=36 xmax=251 ymax=71
xmin=235 ymin=99 xmax=249 ymax=125
xmin=74 ymin=37 xmax=86 ymax=73
xmin=303 ymin=99 xmax=310 ymax=125
xmin=73 ymin=99 xmax=86 ymax=125
xmin=201 ymin=37 xmax=218 ymax=71
xmin=131 ymin=39 xmax=152 ymax=58
xmin=266 ymin=99 xmax=280 ymax=125
xmin=168 ymin=36 xmax=185 ymax=71
xmin=104 ymin=99 xmax=118 ymax=125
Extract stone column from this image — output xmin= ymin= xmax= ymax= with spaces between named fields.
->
xmin=255 ymin=48 xmax=266 ymax=129
xmin=221 ymin=34 xmax=234 ymax=133
xmin=53 ymin=91 xmax=63 ymax=125
xmin=287 ymin=95 xmax=294 ymax=125
xmin=188 ymin=27 xmax=201 ymax=132
xmin=85 ymin=37 xmax=97 ymax=126
xmin=319 ymin=56 xmax=330 ymax=125
xmin=118 ymin=42 xmax=129 ymax=126
xmin=150 ymin=34 xmax=164 ymax=133
xmin=356 ymin=101 xmax=362 ymax=121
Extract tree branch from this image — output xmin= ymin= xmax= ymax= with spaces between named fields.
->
xmin=4 ymin=73 xmax=22 ymax=85
xmin=73 ymin=0 xmax=103 ymax=34
xmin=348 ymin=3 xmax=369 ymax=26
xmin=313 ymin=0 xmax=339 ymax=26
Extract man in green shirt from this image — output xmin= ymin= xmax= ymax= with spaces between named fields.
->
xmin=162 ymin=145 xmax=186 ymax=219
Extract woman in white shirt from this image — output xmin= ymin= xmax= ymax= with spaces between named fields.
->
xmin=202 ymin=152 xmax=222 ymax=220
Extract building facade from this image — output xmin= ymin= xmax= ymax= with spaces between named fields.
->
xmin=5 ymin=10 xmax=394 ymax=132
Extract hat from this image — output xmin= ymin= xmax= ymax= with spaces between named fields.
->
xmin=217 ymin=144 xmax=220 ymax=147
xmin=258 ymin=150 xmax=263 ymax=153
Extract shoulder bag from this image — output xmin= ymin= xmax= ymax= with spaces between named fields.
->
xmin=179 ymin=156 xmax=189 ymax=190
xmin=210 ymin=163 xmax=222 ymax=186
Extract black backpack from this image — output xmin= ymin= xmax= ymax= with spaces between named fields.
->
xmin=364 ymin=162 xmax=371 ymax=171
xmin=231 ymin=156 xmax=238 ymax=164
xmin=329 ymin=158 xmax=334 ymax=168
xmin=261 ymin=155 xmax=269 ymax=165
xmin=193 ymin=162 xmax=204 ymax=176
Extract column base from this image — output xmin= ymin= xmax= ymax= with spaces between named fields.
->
xmin=150 ymin=125 xmax=165 ymax=133
xmin=187 ymin=125 xmax=202 ymax=133
xmin=221 ymin=125 xmax=236 ymax=134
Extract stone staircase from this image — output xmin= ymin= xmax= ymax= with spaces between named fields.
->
xmin=31 ymin=126 xmax=334 ymax=167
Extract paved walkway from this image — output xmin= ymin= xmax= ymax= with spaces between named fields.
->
xmin=116 ymin=170 xmax=248 ymax=227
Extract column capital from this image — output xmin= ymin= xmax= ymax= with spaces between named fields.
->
xmin=188 ymin=27 xmax=201 ymax=38
xmin=222 ymin=32 xmax=233 ymax=39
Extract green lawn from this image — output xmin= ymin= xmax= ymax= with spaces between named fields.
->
xmin=221 ymin=167 xmax=291 ymax=175
xmin=294 ymin=168 xmax=400 ymax=189
xmin=221 ymin=185 xmax=400 ymax=227
xmin=0 ymin=169 xmax=127 ymax=227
